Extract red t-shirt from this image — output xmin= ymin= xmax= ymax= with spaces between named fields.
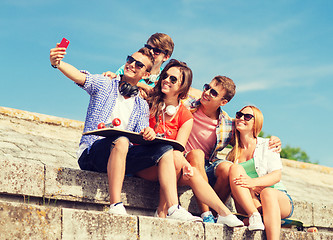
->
xmin=149 ymin=103 xmax=193 ymax=140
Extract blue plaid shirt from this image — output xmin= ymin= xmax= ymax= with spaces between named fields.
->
xmin=78 ymin=71 xmax=149 ymax=153
xmin=182 ymin=95 xmax=235 ymax=163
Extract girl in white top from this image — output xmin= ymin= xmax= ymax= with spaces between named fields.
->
xmin=228 ymin=105 xmax=293 ymax=240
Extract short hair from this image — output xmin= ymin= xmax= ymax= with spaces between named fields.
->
xmin=212 ymin=76 xmax=236 ymax=102
xmin=147 ymin=33 xmax=174 ymax=57
xmin=137 ymin=47 xmax=155 ymax=72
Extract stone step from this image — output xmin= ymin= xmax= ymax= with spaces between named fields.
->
xmin=1 ymin=201 xmax=332 ymax=240
xmin=1 ymin=157 xmax=333 ymax=232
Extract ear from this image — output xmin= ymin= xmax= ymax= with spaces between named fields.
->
xmin=163 ymin=54 xmax=170 ymax=63
xmin=142 ymin=71 xmax=150 ymax=79
xmin=220 ymin=99 xmax=229 ymax=107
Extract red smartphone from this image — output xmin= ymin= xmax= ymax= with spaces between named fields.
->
xmin=58 ymin=38 xmax=70 ymax=49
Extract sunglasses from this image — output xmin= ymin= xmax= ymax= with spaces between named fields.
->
xmin=203 ymin=84 xmax=219 ymax=98
xmin=162 ymin=74 xmax=178 ymax=84
xmin=144 ymin=44 xmax=167 ymax=55
xmin=126 ymin=55 xmax=146 ymax=69
xmin=235 ymin=111 xmax=255 ymax=121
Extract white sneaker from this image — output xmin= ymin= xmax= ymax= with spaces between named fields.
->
xmin=154 ymin=210 xmax=159 ymax=217
xmin=248 ymin=212 xmax=265 ymax=231
xmin=108 ymin=202 xmax=128 ymax=215
xmin=216 ymin=214 xmax=244 ymax=227
xmin=167 ymin=205 xmax=203 ymax=222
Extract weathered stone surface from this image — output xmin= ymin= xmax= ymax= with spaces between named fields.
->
xmin=204 ymin=223 xmax=264 ymax=240
xmin=313 ymin=203 xmax=333 ymax=228
xmin=0 ymin=201 xmax=61 ymax=240
xmin=45 ymin=166 xmax=109 ymax=204
xmin=45 ymin=165 xmax=161 ymax=209
xmin=0 ymin=110 xmax=80 ymax=169
xmin=0 ymin=158 xmax=44 ymax=197
xmin=139 ymin=215 xmax=205 ymax=240
xmin=62 ymin=208 xmax=138 ymax=240
xmin=2 ymin=106 xmax=333 ymax=239
xmin=292 ymin=201 xmax=314 ymax=227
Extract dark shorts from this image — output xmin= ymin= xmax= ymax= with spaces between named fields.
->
xmin=78 ymin=136 xmax=173 ymax=174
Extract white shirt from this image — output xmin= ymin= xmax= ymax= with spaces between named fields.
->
xmin=108 ymin=89 xmax=135 ymax=130
xmin=253 ymin=137 xmax=282 ymax=177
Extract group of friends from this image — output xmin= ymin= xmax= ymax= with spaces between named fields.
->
xmin=50 ymin=33 xmax=294 ymax=240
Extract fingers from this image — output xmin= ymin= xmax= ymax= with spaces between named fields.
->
xmin=50 ymin=45 xmax=67 ymax=66
xmin=141 ymin=127 xmax=156 ymax=141
xmin=182 ymin=165 xmax=193 ymax=180
xmin=102 ymin=71 xmax=116 ymax=79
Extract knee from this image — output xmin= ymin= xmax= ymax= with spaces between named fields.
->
xmin=215 ymin=162 xmax=232 ymax=180
xmin=260 ymin=188 xmax=277 ymax=201
xmin=113 ymin=137 xmax=129 ymax=153
xmin=228 ymin=163 xmax=245 ymax=181
xmin=172 ymin=151 xmax=184 ymax=173
xmin=186 ymin=149 xmax=205 ymax=169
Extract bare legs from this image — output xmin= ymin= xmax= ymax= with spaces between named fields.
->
xmin=107 ymin=137 xmax=129 ymax=204
xmin=186 ymin=150 xmax=210 ymax=213
xmin=178 ymin=167 xmax=233 ymax=217
xmin=261 ymin=188 xmax=292 ymax=240
xmin=229 ymin=164 xmax=292 ymax=240
xmin=186 ymin=150 xmax=233 ymax=214
xmin=213 ymin=161 xmax=233 ymax=203
xmin=136 ymin=150 xmax=179 ymax=212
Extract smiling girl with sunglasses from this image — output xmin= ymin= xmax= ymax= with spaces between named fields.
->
xmin=228 ymin=105 xmax=293 ymax=239
xmin=136 ymin=60 xmax=244 ymax=227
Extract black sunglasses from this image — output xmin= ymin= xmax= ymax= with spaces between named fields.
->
xmin=162 ymin=74 xmax=178 ymax=84
xmin=235 ymin=112 xmax=255 ymax=121
xmin=203 ymin=84 xmax=219 ymax=98
xmin=126 ymin=55 xmax=146 ymax=69
xmin=144 ymin=44 xmax=167 ymax=55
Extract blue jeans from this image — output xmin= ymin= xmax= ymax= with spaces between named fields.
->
xmin=205 ymin=159 xmax=231 ymax=187
xmin=78 ymin=136 xmax=173 ymax=174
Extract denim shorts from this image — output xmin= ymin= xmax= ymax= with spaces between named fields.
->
xmin=205 ymin=159 xmax=231 ymax=187
xmin=78 ymin=136 xmax=173 ymax=175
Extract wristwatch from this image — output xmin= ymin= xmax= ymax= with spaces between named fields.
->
xmin=51 ymin=63 xmax=59 ymax=69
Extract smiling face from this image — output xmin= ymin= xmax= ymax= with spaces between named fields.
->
xmin=161 ymin=67 xmax=182 ymax=97
xmin=235 ymin=107 xmax=255 ymax=134
xmin=200 ymin=79 xmax=229 ymax=111
xmin=123 ymin=52 xmax=151 ymax=84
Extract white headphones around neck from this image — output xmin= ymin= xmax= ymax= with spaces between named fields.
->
xmin=162 ymin=102 xmax=180 ymax=116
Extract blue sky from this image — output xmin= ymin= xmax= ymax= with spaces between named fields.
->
xmin=1 ymin=0 xmax=332 ymax=167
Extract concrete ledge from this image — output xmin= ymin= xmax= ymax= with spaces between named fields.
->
xmin=1 ymin=201 xmax=332 ymax=240
xmin=0 ymin=158 xmax=44 ymax=197
xmin=1 ymin=158 xmax=333 ymax=231
xmin=0 ymin=201 xmax=61 ymax=240
xmin=0 ymin=106 xmax=84 ymax=129
xmin=63 ymin=208 xmax=138 ymax=240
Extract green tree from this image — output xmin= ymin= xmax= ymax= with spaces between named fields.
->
xmin=280 ymin=145 xmax=312 ymax=163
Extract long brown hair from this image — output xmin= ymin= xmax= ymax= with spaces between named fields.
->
xmin=146 ymin=59 xmax=192 ymax=129
xmin=227 ymin=106 xmax=264 ymax=163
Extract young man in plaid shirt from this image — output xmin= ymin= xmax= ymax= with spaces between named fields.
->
xmin=182 ymin=76 xmax=281 ymax=222
xmin=50 ymin=43 xmax=201 ymax=221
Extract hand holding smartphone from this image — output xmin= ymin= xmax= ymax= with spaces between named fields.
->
xmin=58 ymin=38 xmax=70 ymax=49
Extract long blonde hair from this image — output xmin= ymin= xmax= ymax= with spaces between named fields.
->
xmin=227 ymin=105 xmax=264 ymax=163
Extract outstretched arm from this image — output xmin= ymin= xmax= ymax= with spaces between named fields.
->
xmin=50 ymin=43 xmax=86 ymax=86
